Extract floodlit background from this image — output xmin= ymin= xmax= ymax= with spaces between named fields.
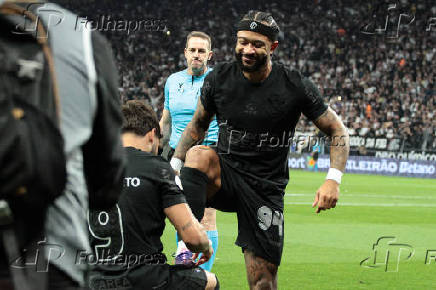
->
xmin=56 ymin=0 xmax=436 ymax=288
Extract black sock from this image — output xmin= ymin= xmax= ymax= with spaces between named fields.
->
xmin=215 ymin=275 xmax=220 ymax=290
xmin=180 ymin=166 xmax=208 ymax=223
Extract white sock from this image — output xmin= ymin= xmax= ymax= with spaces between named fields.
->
xmin=176 ymin=240 xmax=189 ymax=255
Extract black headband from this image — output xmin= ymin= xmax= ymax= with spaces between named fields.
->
xmin=236 ymin=20 xmax=279 ymax=42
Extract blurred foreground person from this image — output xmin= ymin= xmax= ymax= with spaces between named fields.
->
xmin=0 ymin=1 xmax=125 ymax=289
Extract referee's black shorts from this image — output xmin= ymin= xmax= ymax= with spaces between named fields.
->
xmin=89 ymin=264 xmax=207 ymax=290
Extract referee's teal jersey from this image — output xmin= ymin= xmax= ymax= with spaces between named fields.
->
xmin=164 ymin=68 xmax=218 ymax=149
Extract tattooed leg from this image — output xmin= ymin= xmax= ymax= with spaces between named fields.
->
xmin=244 ymin=250 xmax=278 ymax=290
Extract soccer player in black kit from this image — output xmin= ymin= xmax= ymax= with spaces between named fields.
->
xmin=88 ymin=100 xmax=219 ymax=289
xmin=169 ymin=11 xmax=350 ymax=290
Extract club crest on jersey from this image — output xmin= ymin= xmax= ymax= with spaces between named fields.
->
xmin=178 ymin=82 xmax=184 ymax=93
xmin=250 ymin=22 xmax=257 ymax=30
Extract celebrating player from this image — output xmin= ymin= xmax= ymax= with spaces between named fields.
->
xmin=170 ymin=11 xmax=350 ymax=290
xmin=160 ymin=31 xmax=219 ymax=271
xmin=88 ymin=100 xmax=219 ymax=290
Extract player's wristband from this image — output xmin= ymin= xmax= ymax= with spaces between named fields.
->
xmin=326 ymin=168 xmax=343 ymax=184
xmin=170 ymin=157 xmax=184 ymax=172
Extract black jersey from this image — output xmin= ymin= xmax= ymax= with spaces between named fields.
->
xmin=88 ymin=147 xmax=186 ymax=266
xmin=201 ymin=61 xmax=327 ymax=189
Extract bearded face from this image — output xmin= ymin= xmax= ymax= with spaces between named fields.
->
xmin=235 ymin=50 xmax=268 ymax=72
xmin=235 ymin=31 xmax=274 ymax=73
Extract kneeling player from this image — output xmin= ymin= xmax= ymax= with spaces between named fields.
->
xmin=87 ymin=100 xmax=219 ymax=290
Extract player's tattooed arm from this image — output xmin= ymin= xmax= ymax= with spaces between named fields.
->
xmin=164 ymin=203 xmax=210 ymax=252
xmin=313 ymin=107 xmax=349 ymax=171
xmin=159 ymin=109 xmax=172 ymax=148
xmin=173 ymin=100 xmax=215 ymax=161
xmin=181 ymin=221 xmax=193 ymax=231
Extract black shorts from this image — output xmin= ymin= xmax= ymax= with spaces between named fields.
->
xmin=88 ymin=264 xmax=207 ymax=290
xmin=206 ymin=156 xmax=285 ymax=266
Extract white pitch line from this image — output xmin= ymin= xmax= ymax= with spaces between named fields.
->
xmin=285 ymin=193 xmax=436 ymax=200
xmin=285 ymin=202 xmax=436 ymax=207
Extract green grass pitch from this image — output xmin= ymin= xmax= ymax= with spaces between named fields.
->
xmin=161 ymin=170 xmax=436 ymax=289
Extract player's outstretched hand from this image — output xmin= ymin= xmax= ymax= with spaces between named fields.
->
xmin=192 ymin=240 xmax=213 ymax=266
xmin=312 ymin=179 xmax=339 ymax=214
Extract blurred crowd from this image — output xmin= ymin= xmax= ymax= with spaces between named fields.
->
xmin=57 ymin=0 xmax=435 ymax=152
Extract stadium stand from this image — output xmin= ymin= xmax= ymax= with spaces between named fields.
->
xmin=56 ymin=0 xmax=435 ymax=153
